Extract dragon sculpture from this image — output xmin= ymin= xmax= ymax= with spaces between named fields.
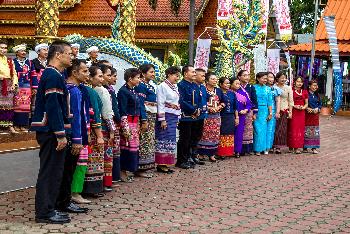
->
xmin=215 ymin=0 xmax=264 ymax=78
xmin=64 ymin=34 xmax=167 ymax=83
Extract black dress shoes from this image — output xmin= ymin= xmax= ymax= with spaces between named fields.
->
xmin=35 ymin=213 xmax=70 ymax=224
xmin=63 ymin=202 xmax=89 ymax=213
xmin=176 ymin=162 xmax=191 ymax=169
xmin=55 ymin=210 xmax=69 ymax=218
xmin=192 ymin=157 xmax=205 ymax=165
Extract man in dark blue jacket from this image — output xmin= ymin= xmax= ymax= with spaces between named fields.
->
xmin=176 ymin=65 xmax=202 ymax=169
xmin=31 ymin=40 xmax=73 ymax=224
xmin=190 ymin=68 xmax=208 ymax=165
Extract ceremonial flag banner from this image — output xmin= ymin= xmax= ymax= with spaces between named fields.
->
xmin=267 ymin=49 xmax=280 ymax=75
xmin=253 ymin=44 xmax=267 ymax=74
xmin=323 ymin=15 xmax=342 ymax=113
xmin=217 ymin=0 xmax=233 ymax=20
xmin=273 ymin=0 xmax=293 ymax=41
xmin=194 ymin=39 xmax=212 ymax=71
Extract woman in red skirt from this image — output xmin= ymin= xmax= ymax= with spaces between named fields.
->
xmin=288 ymin=77 xmax=308 ymax=154
xmin=303 ymin=80 xmax=321 ymax=154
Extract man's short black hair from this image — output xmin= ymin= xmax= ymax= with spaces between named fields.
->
xmin=67 ymin=59 xmax=86 ymax=77
xmin=182 ymin=65 xmax=194 ymax=77
xmin=195 ymin=68 xmax=206 ymax=73
xmin=47 ymin=40 xmax=71 ymax=62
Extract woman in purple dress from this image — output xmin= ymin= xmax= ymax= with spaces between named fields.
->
xmin=231 ymin=78 xmax=252 ymax=158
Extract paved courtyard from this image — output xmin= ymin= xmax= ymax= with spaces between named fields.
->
xmin=0 ymin=116 xmax=350 ymax=233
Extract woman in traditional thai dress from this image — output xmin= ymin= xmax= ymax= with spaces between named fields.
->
xmin=83 ymin=66 xmax=105 ymax=198
xmin=0 ymin=41 xmax=18 ymax=133
xmin=12 ymin=44 xmax=37 ymax=131
xmin=135 ymin=64 xmax=157 ymax=178
xmin=94 ymin=64 xmax=116 ymax=191
xmin=107 ymin=67 xmax=121 ymax=183
xmin=217 ymin=77 xmax=239 ymax=158
xmin=155 ymin=66 xmax=181 ymax=173
xmin=231 ymin=78 xmax=252 ymax=158
xmin=197 ymin=72 xmax=225 ymax=162
xmin=117 ymin=68 xmax=145 ymax=182
xmin=253 ymin=72 xmax=273 ymax=156
xmin=273 ymin=72 xmax=294 ymax=154
xmin=266 ymin=72 xmax=282 ymax=153
xmin=303 ymin=80 xmax=321 ymax=154
xmin=237 ymin=70 xmax=257 ymax=155
xmin=288 ymin=77 xmax=308 ymax=154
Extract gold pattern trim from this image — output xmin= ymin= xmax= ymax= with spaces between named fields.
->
xmin=60 ymin=21 xmax=112 ymax=26
xmin=195 ymin=0 xmax=210 ymax=21
xmin=0 ymin=20 xmax=34 ymax=25
xmin=0 ymin=20 xmax=193 ymax=27
xmin=0 ymin=35 xmax=35 ymax=40
xmin=137 ymin=22 xmax=188 ymax=27
xmin=0 ymin=1 xmax=80 ymax=10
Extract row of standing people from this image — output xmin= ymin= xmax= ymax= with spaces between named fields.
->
xmin=0 ymin=42 xmax=83 ymax=133
xmin=30 ymin=40 xmax=321 ymax=224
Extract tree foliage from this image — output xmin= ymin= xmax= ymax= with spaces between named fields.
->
xmin=290 ymin=0 xmax=327 ymax=34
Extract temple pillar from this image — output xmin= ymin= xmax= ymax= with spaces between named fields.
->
xmin=119 ymin=0 xmax=136 ymax=44
xmin=35 ymin=0 xmax=60 ymax=43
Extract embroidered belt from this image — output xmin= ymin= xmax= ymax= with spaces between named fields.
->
xmin=165 ymin=102 xmax=180 ymax=110
xmin=144 ymin=101 xmax=157 ymax=107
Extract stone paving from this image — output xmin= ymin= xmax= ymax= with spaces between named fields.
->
xmin=0 ymin=116 xmax=350 ymax=233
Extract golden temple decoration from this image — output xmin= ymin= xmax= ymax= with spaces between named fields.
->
xmin=35 ymin=0 xmax=60 ymax=43
xmin=119 ymin=0 xmax=137 ymax=44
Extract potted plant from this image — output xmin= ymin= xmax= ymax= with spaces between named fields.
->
xmin=320 ymin=96 xmax=332 ymax=116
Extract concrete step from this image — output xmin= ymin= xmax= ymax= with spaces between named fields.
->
xmin=0 ymin=132 xmax=38 ymax=154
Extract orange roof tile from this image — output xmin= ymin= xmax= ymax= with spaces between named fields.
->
xmin=1 ymin=0 xmax=206 ymax=22
xmin=0 ymin=0 xmax=217 ymax=41
xmin=1 ymin=0 xmax=34 ymax=4
xmin=288 ymin=41 xmax=350 ymax=56
xmin=316 ymin=0 xmax=350 ymax=41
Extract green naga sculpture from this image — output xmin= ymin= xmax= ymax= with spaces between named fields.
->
xmin=215 ymin=0 xmax=264 ymax=78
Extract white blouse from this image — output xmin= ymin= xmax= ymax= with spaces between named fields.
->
xmin=157 ymin=80 xmax=181 ymax=121
xmin=94 ymin=86 xmax=114 ymax=120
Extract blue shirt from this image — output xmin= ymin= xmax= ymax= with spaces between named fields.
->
xmin=66 ymin=83 xmax=83 ymax=144
xmin=117 ymin=84 xmax=146 ymax=120
xmin=30 ymin=67 xmax=72 ymax=138
xmin=13 ymin=58 xmax=37 ymax=88
xmin=177 ymin=79 xmax=202 ymax=121
xmin=254 ymin=84 xmax=273 ymax=108
xmin=135 ymin=81 xmax=157 ymax=119
xmin=308 ymin=91 xmax=322 ymax=109
xmin=194 ymin=83 xmax=208 ymax=119
xmin=269 ymin=86 xmax=282 ymax=111
xmin=220 ymin=90 xmax=238 ymax=116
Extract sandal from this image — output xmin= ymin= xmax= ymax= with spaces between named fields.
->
xmin=295 ymin=149 xmax=302 ymax=154
xmin=167 ymin=169 xmax=175 ymax=174
xmin=209 ymin=156 xmax=217 ymax=162
xmin=157 ymin=166 xmax=169 ymax=173
xmin=135 ymin=172 xmax=153 ymax=178
xmin=275 ymin=148 xmax=282 ymax=154
xmin=312 ymin=149 xmax=319 ymax=154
